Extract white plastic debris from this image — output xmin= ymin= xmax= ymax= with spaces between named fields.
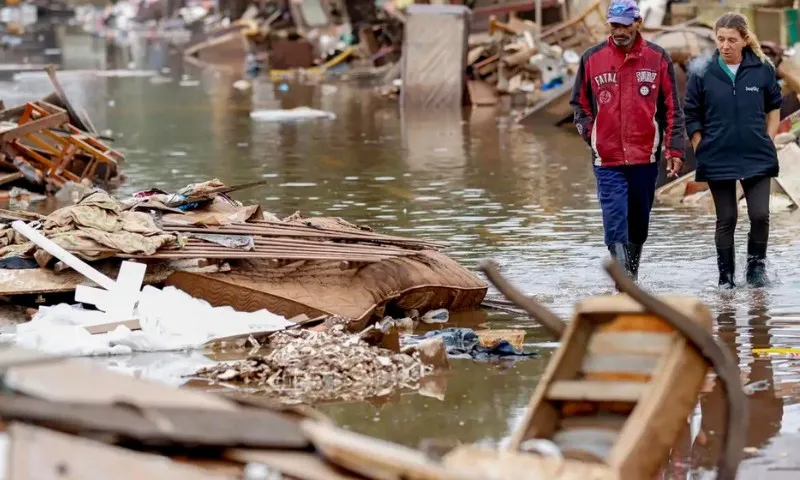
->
xmin=10 ymin=286 xmax=293 ymax=357
xmin=250 ymin=107 xmax=336 ymax=122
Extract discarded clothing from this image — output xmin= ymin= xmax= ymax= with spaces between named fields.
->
xmin=407 ymin=328 xmax=536 ymax=360
xmin=0 ymin=256 xmax=38 ymax=269
xmin=0 ymin=190 xmax=182 ymax=260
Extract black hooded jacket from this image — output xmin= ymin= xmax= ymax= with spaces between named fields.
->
xmin=683 ymin=48 xmax=782 ymax=182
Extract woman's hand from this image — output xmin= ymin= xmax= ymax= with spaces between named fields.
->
xmin=691 ymin=131 xmax=702 ymax=152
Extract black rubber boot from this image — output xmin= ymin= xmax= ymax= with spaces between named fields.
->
xmin=745 ymin=241 xmax=768 ymax=287
xmin=717 ymin=247 xmax=736 ymax=289
xmin=627 ymin=243 xmax=642 ymax=283
xmin=608 ymin=243 xmax=632 ymax=277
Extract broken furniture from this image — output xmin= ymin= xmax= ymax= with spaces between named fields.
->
xmin=0 ymin=100 xmax=123 ymax=193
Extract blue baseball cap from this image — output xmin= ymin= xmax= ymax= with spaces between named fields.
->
xmin=607 ymin=0 xmax=640 ymax=25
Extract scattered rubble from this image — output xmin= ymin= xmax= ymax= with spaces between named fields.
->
xmin=195 ymin=324 xmax=432 ymax=404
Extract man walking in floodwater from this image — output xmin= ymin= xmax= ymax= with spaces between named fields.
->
xmin=570 ymin=0 xmax=685 ymax=281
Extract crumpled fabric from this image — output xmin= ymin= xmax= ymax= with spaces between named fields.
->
xmin=0 ymin=190 xmax=181 ymax=262
xmin=405 ymin=327 xmax=537 ymax=360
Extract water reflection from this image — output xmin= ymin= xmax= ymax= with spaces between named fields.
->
xmin=2 ymin=33 xmax=800 ymax=476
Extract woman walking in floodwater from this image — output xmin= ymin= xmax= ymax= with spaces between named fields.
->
xmin=683 ymin=12 xmax=782 ymax=289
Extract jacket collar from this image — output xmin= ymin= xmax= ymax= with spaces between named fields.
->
xmin=606 ymin=32 xmax=645 ymax=58
xmin=711 ymin=47 xmax=762 ymax=70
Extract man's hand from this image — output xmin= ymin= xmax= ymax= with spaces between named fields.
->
xmin=666 ymin=157 xmax=683 ymax=178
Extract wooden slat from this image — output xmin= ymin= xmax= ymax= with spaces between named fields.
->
xmin=8 ymin=423 xmax=232 ymax=480
xmin=0 ymin=346 xmax=234 ymax=410
xmin=0 ymin=110 xmax=68 ymax=143
xmin=547 ymin=380 xmax=647 ymax=403
xmin=560 ymin=414 xmax=629 ymax=431
xmin=299 ymin=419 xmax=466 ymax=480
xmin=587 ymin=331 xmax=674 ymax=356
xmin=581 ymin=353 xmax=661 ymax=376
xmin=227 ymin=450 xmax=363 ymax=480
xmin=0 ymin=171 xmax=23 ymax=187
xmin=0 ymin=395 xmax=310 ymax=450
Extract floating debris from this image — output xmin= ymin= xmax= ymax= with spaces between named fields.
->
xmin=195 ymin=325 xmax=432 ymax=404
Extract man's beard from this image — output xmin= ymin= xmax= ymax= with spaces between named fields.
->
xmin=613 ymin=35 xmax=633 ymax=47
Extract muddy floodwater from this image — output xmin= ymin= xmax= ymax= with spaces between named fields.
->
xmin=6 ymin=38 xmax=800 ymax=478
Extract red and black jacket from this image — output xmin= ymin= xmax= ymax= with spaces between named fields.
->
xmin=570 ymin=34 xmax=685 ymax=167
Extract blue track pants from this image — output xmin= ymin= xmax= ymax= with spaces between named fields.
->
xmin=593 ymin=163 xmax=659 ymax=247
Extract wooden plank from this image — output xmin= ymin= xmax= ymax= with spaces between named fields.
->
xmin=45 ymin=65 xmax=94 ymax=133
xmin=0 ymin=110 xmax=68 ymax=143
xmin=575 ymin=295 xmax=712 ymax=318
xmin=0 ymin=395 xmax=310 ymax=450
xmin=227 ymin=450 xmax=364 ymax=480
xmin=0 ymin=346 xmax=234 ymax=410
xmin=8 ymin=423 xmax=233 ymax=480
xmin=84 ymin=319 xmax=141 ymax=334
xmin=560 ymin=414 xmax=629 ymax=431
xmin=580 ymin=353 xmax=661 ymax=377
xmin=547 ymin=380 xmax=648 ymax=402
xmin=299 ymin=419 xmax=468 ymax=480
xmin=587 ymin=331 xmax=674 ymax=356
xmin=441 ymin=445 xmax=615 ymax=480
xmin=0 ymin=171 xmax=23 ymax=187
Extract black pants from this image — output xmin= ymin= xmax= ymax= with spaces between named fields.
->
xmin=708 ymin=176 xmax=771 ymax=249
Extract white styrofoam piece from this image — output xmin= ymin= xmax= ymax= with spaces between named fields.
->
xmin=13 ymin=286 xmax=294 ymax=356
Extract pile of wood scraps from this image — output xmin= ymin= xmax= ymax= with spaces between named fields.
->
xmin=466 ymin=2 xmax=607 ymax=107
xmin=0 ymin=67 xmax=123 ymax=195
xmin=0 ymin=101 xmax=123 ymax=193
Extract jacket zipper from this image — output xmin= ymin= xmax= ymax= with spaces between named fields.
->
xmin=622 ymin=53 xmax=631 ymax=165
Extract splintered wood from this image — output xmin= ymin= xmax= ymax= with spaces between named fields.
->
xmin=0 ymin=99 xmax=123 ymax=193
xmin=504 ymin=295 xmax=712 ymax=479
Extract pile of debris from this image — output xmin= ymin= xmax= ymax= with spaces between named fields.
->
xmin=196 ymin=324 xmax=431 ymax=404
xmin=183 ymin=0 xmax=403 ymax=80
xmin=462 ymin=15 xmax=582 ymax=107
xmin=0 ymin=68 xmax=123 ymax=196
xmin=0 ymin=177 xmax=487 ymax=327
xmin=379 ymin=3 xmax=606 ymax=107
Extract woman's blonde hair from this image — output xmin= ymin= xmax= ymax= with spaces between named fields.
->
xmin=715 ymin=12 xmax=772 ymax=65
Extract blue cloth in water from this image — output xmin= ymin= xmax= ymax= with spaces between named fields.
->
xmin=414 ymin=328 xmax=536 ymax=360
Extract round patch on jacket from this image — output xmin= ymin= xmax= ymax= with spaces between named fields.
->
xmin=599 ymin=90 xmax=612 ymax=104
xmin=639 ymin=85 xmax=650 ymax=96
